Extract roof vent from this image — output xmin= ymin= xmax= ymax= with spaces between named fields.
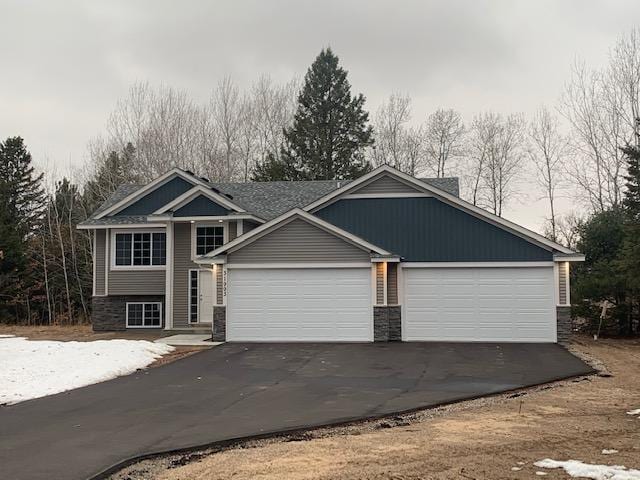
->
xmin=200 ymin=176 xmax=210 ymax=183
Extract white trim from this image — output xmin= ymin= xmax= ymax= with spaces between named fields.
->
xmin=371 ymin=264 xmax=377 ymax=306
xmin=126 ymin=302 xmax=163 ymax=328
xmin=371 ymin=257 xmax=401 ymax=263
xmin=153 ymin=214 xmax=264 ymax=223
xmin=237 ymin=220 xmax=244 ymax=236
xmin=109 ymin=229 xmax=167 ymax=271
xmin=226 ymin=262 xmax=373 ymax=269
xmin=92 ymin=230 xmax=97 ymax=296
xmin=222 ymin=265 xmax=228 ymax=306
xmin=553 ymin=262 xmax=560 ymax=306
xmin=151 ymin=184 xmax=247 ymax=215
xmin=304 ymin=165 xmax=574 ymax=254
xmin=565 ymin=262 xmax=571 ymax=305
xmin=191 ymin=222 xmax=226 ymax=262
xmin=344 ymin=193 xmax=432 ymax=199
xmin=401 ymin=262 xmax=555 ymax=268
xmin=104 ymin=229 xmax=109 ymax=295
xmin=164 ymin=222 xmax=174 ymax=330
xmin=201 ymin=208 xmax=391 ymax=260
xmin=78 ymin=223 xmax=167 ymax=230
xmin=96 ymin=168 xmax=226 ymax=219
xmin=553 ymin=254 xmax=585 ymax=262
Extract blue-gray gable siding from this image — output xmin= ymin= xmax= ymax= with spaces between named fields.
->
xmin=117 ymin=177 xmax=193 ymax=216
xmin=315 ymin=198 xmax=553 ymax=262
xmin=173 ymin=195 xmax=230 ymax=217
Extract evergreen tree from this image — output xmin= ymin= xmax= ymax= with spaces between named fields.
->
xmin=619 ymin=142 xmax=640 ymax=300
xmin=255 ymin=48 xmax=373 ymax=181
xmin=0 ymin=137 xmax=45 ymax=318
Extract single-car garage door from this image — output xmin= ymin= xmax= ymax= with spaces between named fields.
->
xmin=404 ymin=267 xmax=556 ymax=342
xmin=227 ymin=268 xmax=372 ymax=341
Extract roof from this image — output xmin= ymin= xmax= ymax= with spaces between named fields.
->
xmin=80 ymin=176 xmax=461 ymax=226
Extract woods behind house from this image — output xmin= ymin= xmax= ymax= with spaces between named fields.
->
xmin=1 ymin=35 xmax=640 ymax=335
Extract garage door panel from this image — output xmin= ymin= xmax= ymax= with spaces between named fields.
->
xmin=227 ymin=268 xmax=372 ymax=342
xmin=404 ymin=267 xmax=556 ymax=342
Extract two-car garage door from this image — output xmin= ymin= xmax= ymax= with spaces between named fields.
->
xmin=227 ymin=268 xmax=372 ymax=342
xmin=404 ymin=267 xmax=556 ymax=342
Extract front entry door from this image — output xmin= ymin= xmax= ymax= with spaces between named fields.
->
xmin=198 ymin=270 xmax=215 ymax=324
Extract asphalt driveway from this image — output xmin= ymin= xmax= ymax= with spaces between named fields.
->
xmin=0 ymin=342 xmax=593 ymax=480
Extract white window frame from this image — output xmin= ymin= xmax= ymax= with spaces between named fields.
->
xmin=126 ymin=302 xmax=163 ymax=328
xmin=110 ymin=229 xmax=167 ymax=271
xmin=191 ymin=222 xmax=227 ymax=261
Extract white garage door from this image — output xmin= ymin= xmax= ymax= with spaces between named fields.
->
xmin=404 ymin=267 xmax=556 ymax=342
xmin=227 ymin=268 xmax=372 ymax=342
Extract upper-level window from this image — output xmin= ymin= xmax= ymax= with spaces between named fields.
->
xmin=115 ymin=232 xmax=166 ymax=267
xmin=195 ymin=226 xmax=224 ymax=255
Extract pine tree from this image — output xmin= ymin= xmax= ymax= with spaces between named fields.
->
xmin=619 ymin=142 xmax=640 ymax=303
xmin=254 ymin=48 xmax=373 ymax=181
xmin=0 ymin=137 xmax=45 ymax=319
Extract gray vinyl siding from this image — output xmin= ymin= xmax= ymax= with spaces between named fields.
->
xmin=173 ymin=195 xmax=230 ymax=217
xmin=107 ymin=228 xmax=166 ymax=295
xmin=108 ymin=271 xmax=166 ymax=295
xmin=173 ymin=222 xmax=199 ymax=328
xmin=558 ymin=262 xmax=568 ymax=305
xmin=354 ymin=175 xmax=421 ymax=195
xmin=316 ymin=197 xmax=553 ymax=262
xmin=118 ymin=177 xmax=193 ymax=216
xmin=228 ymin=218 xmax=371 ymax=264
xmin=387 ymin=263 xmax=398 ymax=304
xmin=228 ymin=221 xmax=237 ymax=241
xmin=215 ymin=266 xmax=223 ymax=305
xmin=94 ymin=230 xmax=106 ymax=295
xmin=375 ymin=263 xmax=384 ymax=304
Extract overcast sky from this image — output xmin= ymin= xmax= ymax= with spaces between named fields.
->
xmin=1 ymin=0 xmax=639 ymax=231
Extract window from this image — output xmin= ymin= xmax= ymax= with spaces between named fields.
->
xmin=126 ymin=302 xmax=162 ymax=328
xmin=189 ymin=270 xmax=199 ymax=323
xmin=196 ymin=226 xmax=224 ymax=256
xmin=114 ymin=232 xmax=166 ymax=267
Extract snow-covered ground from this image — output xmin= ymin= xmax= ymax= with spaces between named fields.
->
xmin=535 ymin=459 xmax=640 ymax=480
xmin=0 ymin=336 xmax=174 ymax=405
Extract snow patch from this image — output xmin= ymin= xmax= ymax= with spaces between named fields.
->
xmin=0 ymin=337 xmax=174 ymax=405
xmin=602 ymin=449 xmax=619 ymax=455
xmin=626 ymin=408 xmax=640 ymax=416
xmin=535 ymin=459 xmax=640 ymax=480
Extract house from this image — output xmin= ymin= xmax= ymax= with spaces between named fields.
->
xmin=78 ymin=165 xmax=584 ymax=343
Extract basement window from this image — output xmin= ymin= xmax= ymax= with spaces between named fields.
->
xmin=126 ymin=302 xmax=162 ymax=328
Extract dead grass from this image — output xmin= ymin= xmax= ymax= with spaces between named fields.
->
xmin=0 ymin=324 xmax=207 ymax=366
xmin=113 ymin=337 xmax=640 ymax=480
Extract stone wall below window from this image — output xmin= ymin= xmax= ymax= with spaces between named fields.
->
xmin=92 ymin=295 xmax=165 ymax=331
xmin=373 ymin=306 xmax=402 ymax=342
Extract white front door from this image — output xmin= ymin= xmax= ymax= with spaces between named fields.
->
xmin=199 ymin=270 xmax=215 ymax=324
xmin=226 ymin=268 xmax=372 ymax=342
xmin=403 ymin=267 xmax=556 ymax=342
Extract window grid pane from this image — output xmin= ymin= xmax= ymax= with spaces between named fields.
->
xmin=189 ymin=271 xmax=199 ymax=323
xmin=133 ymin=233 xmax=151 ymax=265
xmin=143 ymin=303 xmax=161 ymax=327
xmin=115 ymin=234 xmax=132 ymax=266
xmin=152 ymin=233 xmax=166 ymax=265
xmin=196 ymin=226 xmax=224 ymax=255
xmin=127 ymin=304 xmax=143 ymax=326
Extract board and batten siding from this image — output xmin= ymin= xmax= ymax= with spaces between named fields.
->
xmin=172 ymin=222 xmax=200 ymax=328
xmin=353 ymin=175 xmax=421 ymax=195
xmin=227 ymin=218 xmax=371 ymax=264
xmin=94 ymin=230 xmax=106 ymax=295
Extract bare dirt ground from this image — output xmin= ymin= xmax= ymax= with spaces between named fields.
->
xmin=0 ymin=324 xmax=207 ymax=366
xmin=113 ymin=337 xmax=640 ymax=480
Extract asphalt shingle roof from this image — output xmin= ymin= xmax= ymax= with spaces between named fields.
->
xmin=80 ymin=176 xmax=460 ymax=226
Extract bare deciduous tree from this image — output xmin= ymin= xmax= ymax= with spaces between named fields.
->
xmin=423 ymin=108 xmax=466 ymax=178
xmin=528 ymin=107 xmax=568 ymax=241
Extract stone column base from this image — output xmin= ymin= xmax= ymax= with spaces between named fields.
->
xmin=557 ymin=305 xmax=572 ymax=345
xmin=213 ymin=306 xmax=226 ymax=341
xmin=373 ymin=306 xmax=402 ymax=342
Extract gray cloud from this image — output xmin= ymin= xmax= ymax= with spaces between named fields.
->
xmin=1 ymin=0 xmax=639 ymax=229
